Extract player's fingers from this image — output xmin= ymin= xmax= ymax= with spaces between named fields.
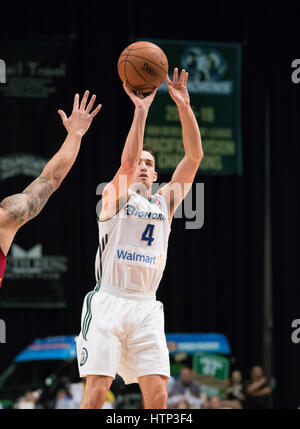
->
xmin=165 ymin=74 xmax=172 ymax=86
xmin=123 ymin=81 xmax=136 ymax=98
xmin=58 ymin=110 xmax=67 ymax=122
xmin=183 ymin=71 xmax=189 ymax=86
xmin=80 ymin=90 xmax=90 ymax=110
xmin=135 ymin=90 xmax=145 ymax=99
xmin=167 ymin=84 xmax=175 ymax=99
xmin=179 ymin=69 xmax=186 ymax=85
xmin=86 ymin=94 xmax=96 ymax=113
xmin=168 ymin=85 xmax=175 ymax=96
xmin=73 ymin=93 xmax=79 ymax=111
xmin=123 ymin=81 xmax=131 ymax=89
xmin=150 ymin=87 xmax=158 ymax=97
xmin=90 ymin=104 xmax=102 ymax=118
xmin=123 ymin=81 xmax=131 ymax=95
xmin=173 ymin=68 xmax=179 ymax=83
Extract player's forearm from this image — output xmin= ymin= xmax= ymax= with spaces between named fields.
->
xmin=0 ymin=131 xmax=82 ymax=231
xmin=41 ymin=131 xmax=82 ymax=190
xmin=121 ymin=106 xmax=148 ymax=170
xmin=178 ymin=104 xmax=204 ymax=163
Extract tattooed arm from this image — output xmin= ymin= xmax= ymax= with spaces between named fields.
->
xmin=0 ymin=177 xmax=53 ymax=225
xmin=0 ymin=91 xmax=102 ymax=255
xmin=0 ymin=177 xmax=54 ymax=255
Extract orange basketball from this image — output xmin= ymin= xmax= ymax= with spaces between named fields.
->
xmin=117 ymin=41 xmax=168 ymax=93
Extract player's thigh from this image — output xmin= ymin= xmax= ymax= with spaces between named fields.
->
xmin=127 ymin=301 xmax=170 ymax=372
xmin=77 ymin=292 xmax=124 ymax=377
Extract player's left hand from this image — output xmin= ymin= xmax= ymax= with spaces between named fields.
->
xmin=58 ymin=91 xmax=102 ymax=137
xmin=123 ymin=81 xmax=158 ymax=111
xmin=166 ymin=68 xmax=190 ymax=107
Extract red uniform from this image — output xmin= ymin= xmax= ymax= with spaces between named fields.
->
xmin=0 ymin=246 xmax=7 ymax=287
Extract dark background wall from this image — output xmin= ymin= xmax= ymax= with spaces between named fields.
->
xmin=0 ymin=0 xmax=299 ymax=408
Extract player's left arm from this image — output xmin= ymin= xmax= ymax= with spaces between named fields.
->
xmin=158 ymin=68 xmax=204 ymax=220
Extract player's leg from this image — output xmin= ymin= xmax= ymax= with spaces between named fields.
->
xmin=121 ymin=300 xmax=170 ymax=408
xmin=138 ymin=374 xmax=169 ymax=409
xmin=76 ymin=292 xmax=124 ymax=408
xmin=79 ymin=374 xmax=114 ymax=409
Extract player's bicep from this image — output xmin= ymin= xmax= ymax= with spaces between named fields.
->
xmin=170 ymin=156 xmax=199 ymax=190
xmin=0 ymin=176 xmax=54 ymax=229
xmin=99 ymin=165 xmax=135 ymax=220
xmin=0 ymin=194 xmax=31 ymax=229
xmin=158 ymin=156 xmax=199 ymax=216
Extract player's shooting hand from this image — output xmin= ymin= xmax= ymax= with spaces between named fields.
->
xmin=58 ymin=91 xmax=102 ymax=137
xmin=123 ymin=81 xmax=158 ymax=111
xmin=166 ymin=68 xmax=190 ymax=107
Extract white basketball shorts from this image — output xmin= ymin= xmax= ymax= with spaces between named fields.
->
xmin=76 ymin=285 xmax=170 ymax=384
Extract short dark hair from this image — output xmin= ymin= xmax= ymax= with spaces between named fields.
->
xmin=142 ymin=146 xmax=155 ymax=158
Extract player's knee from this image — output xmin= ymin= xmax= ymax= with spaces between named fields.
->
xmin=81 ymin=384 xmax=109 ymax=409
xmin=153 ymin=389 xmax=168 ymax=406
xmin=90 ymin=384 xmax=109 ymax=400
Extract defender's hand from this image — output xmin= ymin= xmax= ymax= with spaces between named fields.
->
xmin=166 ymin=68 xmax=190 ymax=107
xmin=58 ymin=91 xmax=102 ymax=137
xmin=123 ymin=81 xmax=158 ymax=111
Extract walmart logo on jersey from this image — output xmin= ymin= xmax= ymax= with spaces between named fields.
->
xmin=116 ymin=248 xmax=165 ymax=269
xmin=124 ymin=204 xmax=165 ymax=221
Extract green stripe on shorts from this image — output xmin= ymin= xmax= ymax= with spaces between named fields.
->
xmin=82 ymin=234 xmax=108 ymax=340
xmin=82 ymin=291 xmax=95 ymax=340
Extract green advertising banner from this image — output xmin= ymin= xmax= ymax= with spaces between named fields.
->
xmin=193 ymin=351 xmax=230 ymax=399
xmin=142 ymin=39 xmax=242 ymax=175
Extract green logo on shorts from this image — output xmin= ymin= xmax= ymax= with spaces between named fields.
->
xmin=80 ymin=347 xmax=88 ymax=366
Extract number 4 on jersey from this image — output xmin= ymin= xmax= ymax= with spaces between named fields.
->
xmin=141 ymin=224 xmax=155 ymax=246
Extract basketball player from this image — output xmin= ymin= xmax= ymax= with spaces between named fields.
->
xmin=77 ymin=68 xmax=204 ymax=409
xmin=0 ymin=91 xmax=102 ymax=287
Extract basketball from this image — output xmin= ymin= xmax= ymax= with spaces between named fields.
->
xmin=117 ymin=41 xmax=168 ymax=93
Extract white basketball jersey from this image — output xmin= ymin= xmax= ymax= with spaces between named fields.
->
xmin=95 ymin=190 xmax=171 ymax=294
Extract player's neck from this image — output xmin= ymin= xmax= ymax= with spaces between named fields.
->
xmin=146 ymin=187 xmax=152 ymax=199
xmin=130 ymin=184 xmax=152 ymax=200
xmin=138 ymin=190 xmax=152 ymax=200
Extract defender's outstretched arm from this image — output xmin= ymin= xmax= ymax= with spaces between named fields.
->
xmin=0 ymin=91 xmax=102 ymax=254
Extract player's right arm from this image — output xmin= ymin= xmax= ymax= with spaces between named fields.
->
xmin=100 ymin=83 xmax=157 ymax=220
xmin=0 ymin=91 xmax=102 ymax=255
xmin=0 ymin=178 xmax=54 ymax=254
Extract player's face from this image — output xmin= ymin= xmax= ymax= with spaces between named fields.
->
xmin=134 ymin=151 xmax=157 ymax=187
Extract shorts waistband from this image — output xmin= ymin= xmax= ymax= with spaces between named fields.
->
xmin=98 ymin=283 xmax=156 ymax=302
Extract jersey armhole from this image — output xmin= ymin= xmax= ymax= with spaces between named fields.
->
xmin=98 ymin=191 xmax=133 ymax=223
xmin=153 ymin=193 xmax=172 ymax=229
